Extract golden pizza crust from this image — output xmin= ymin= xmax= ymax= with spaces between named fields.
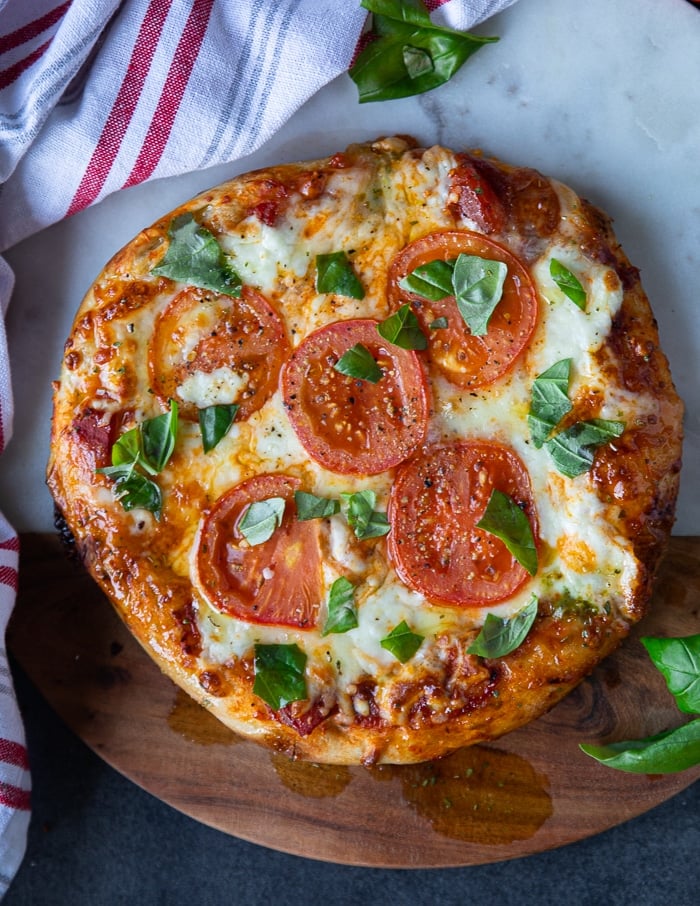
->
xmin=47 ymin=137 xmax=683 ymax=765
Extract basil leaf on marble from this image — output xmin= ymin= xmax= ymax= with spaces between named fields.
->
xmin=550 ymin=258 xmax=586 ymax=310
xmin=199 ymin=404 xmax=239 ymax=453
xmin=294 ymin=491 xmax=340 ymax=521
xmin=545 ymin=419 xmax=625 ymax=478
xmin=253 ymin=643 xmax=308 ymax=710
xmin=322 ymin=577 xmax=359 ymax=636
xmin=238 ymin=497 xmax=286 ymax=546
xmin=377 ymin=304 xmax=428 ymax=350
xmin=476 ymin=489 xmax=538 ymax=576
xmin=528 ymin=359 xmax=573 ymax=448
xmin=641 ymin=635 xmax=700 ymax=714
xmin=580 ymin=719 xmax=700 ymax=774
xmin=468 ymin=595 xmax=539 ymax=659
xmin=333 ymin=343 xmax=383 ymax=383
xmin=315 ymin=251 xmax=365 ymax=299
xmin=380 ymin=620 xmax=424 ymax=663
xmin=152 ymin=213 xmax=242 ymax=297
xmin=349 ymin=0 xmax=498 ymax=103
xmin=343 ymin=489 xmax=390 ymax=540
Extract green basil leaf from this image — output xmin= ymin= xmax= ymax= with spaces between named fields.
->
xmin=322 ymin=576 xmax=358 ymax=636
xmin=361 ymin=0 xmax=431 ymax=26
xmin=579 ymin=719 xmax=700 ymax=774
xmin=141 ymin=400 xmax=179 ymax=473
xmin=294 ymin=491 xmax=340 ymax=521
xmin=343 ymin=489 xmax=391 ymax=540
xmin=350 ymin=2 xmax=498 ymax=103
xmin=96 ymin=461 xmax=137 ymax=482
xmin=545 ymin=419 xmax=625 ymax=478
xmin=641 ymin=635 xmax=700 ymax=714
xmin=333 ymin=343 xmax=383 ymax=383
xmin=550 ymin=258 xmax=586 ymax=310
xmin=402 ymin=44 xmax=434 ymax=80
xmin=110 ymin=427 xmax=141 ymax=468
xmin=380 ymin=620 xmax=424 ymax=663
xmin=151 ymin=213 xmax=242 ymax=297
xmin=253 ymin=643 xmax=308 ymax=711
xmin=429 ymin=316 xmax=448 ymax=330
xmin=199 ymin=404 xmax=239 ymax=453
xmin=377 ymin=304 xmax=428 ymax=350
xmin=476 ymin=489 xmax=538 ymax=576
xmin=399 ymin=258 xmax=455 ymax=301
xmin=315 ymin=251 xmax=365 ymax=299
xmin=528 ymin=359 xmax=573 ymax=448
xmin=453 ymin=254 xmax=507 ymax=336
xmin=468 ymin=595 xmax=539 ymax=659
xmin=113 ymin=471 xmax=163 ymax=519
xmin=238 ymin=497 xmax=285 ymax=546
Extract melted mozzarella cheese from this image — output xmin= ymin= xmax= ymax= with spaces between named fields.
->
xmin=177 ymin=366 xmax=248 ymax=408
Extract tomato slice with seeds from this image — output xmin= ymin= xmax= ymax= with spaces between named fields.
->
xmin=196 ymin=474 xmax=322 ymax=629
xmin=388 ymin=231 xmax=538 ymax=390
xmin=281 ymin=319 xmax=429 ymax=476
xmin=388 ymin=442 xmax=538 ymax=606
xmin=149 ymin=285 xmax=289 ymax=421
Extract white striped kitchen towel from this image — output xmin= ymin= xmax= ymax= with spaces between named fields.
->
xmin=0 ymin=0 xmax=516 ymax=895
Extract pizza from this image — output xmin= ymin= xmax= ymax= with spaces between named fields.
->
xmin=47 ymin=136 xmax=683 ymax=765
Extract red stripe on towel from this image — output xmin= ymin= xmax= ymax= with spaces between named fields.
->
xmin=123 ymin=0 xmax=214 ymax=187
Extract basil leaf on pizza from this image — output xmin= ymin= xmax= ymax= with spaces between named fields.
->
xmin=114 ymin=471 xmax=163 ymax=518
xmin=294 ymin=491 xmax=340 ymax=521
xmin=333 ymin=343 xmax=383 ymax=383
xmin=349 ymin=0 xmax=498 ymax=103
xmin=97 ymin=402 xmax=179 ymax=518
xmin=253 ymin=643 xmax=308 ymax=710
xmin=315 ymin=251 xmax=365 ymax=299
xmin=528 ymin=359 xmax=573 ymax=448
xmin=468 ymin=596 xmax=538 ymax=659
xmin=398 ymin=252 xmax=507 ymax=335
xmin=238 ymin=497 xmax=286 ymax=545
xmin=546 ymin=418 xmax=625 ymax=478
xmin=343 ymin=490 xmax=390 ymax=540
xmin=399 ymin=258 xmax=455 ymax=300
xmin=476 ymin=489 xmax=538 ymax=576
xmin=322 ymin=577 xmax=359 ymax=636
xmin=550 ymin=258 xmax=586 ymax=310
xmin=380 ymin=620 xmax=424 ymax=663
xmin=452 ymin=254 xmax=508 ymax=336
xmin=140 ymin=402 xmax=179 ymax=473
xmin=151 ymin=213 xmax=242 ymax=297
xmin=199 ymin=404 xmax=239 ymax=453
xmin=377 ymin=304 xmax=428 ymax=350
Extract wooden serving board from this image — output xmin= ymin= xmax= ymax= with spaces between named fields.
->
xmin=8 ymin=533 xmax=700 ymax=868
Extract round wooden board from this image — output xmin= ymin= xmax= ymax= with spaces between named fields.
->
xmin=8 ymin=533 xmax=700 ymax=868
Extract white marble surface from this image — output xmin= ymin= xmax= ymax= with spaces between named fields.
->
xmin=2 ymin=0 xmax=699 ymax=534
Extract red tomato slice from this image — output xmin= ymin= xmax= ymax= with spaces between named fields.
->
xmin=196 ymin=474 xmax=322 ymax=629
xmin=281 ymin=319 xmax=429 ymax=475
xmin=388 ymin=442 xmax=538 ymax=606
xmin=149 ymin=285 xmax=289 ymax=421
xmin=388 ymin=231 xmax=538 ymax=390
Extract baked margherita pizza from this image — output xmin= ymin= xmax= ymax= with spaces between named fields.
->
xmin=47 ymin=136 xmax=683 ymax=765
